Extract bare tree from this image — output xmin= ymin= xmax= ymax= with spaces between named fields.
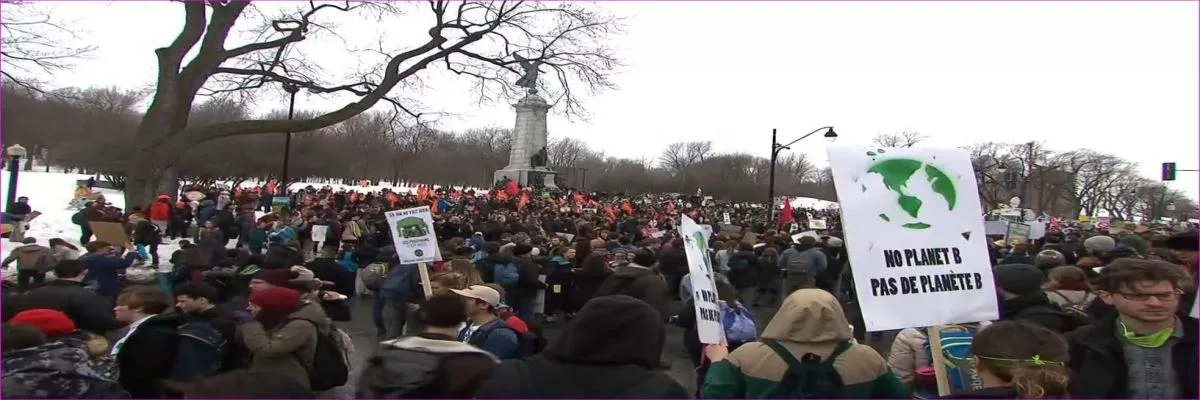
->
xmin=0 ymin=1 xmax=95 ymax=93
xmin=547 ymin=137 xmax=591 ymax=168
xmin=871 ymin=131 xmax=928 ymax=148
xmin=122 ymin=1 xmax=622 ymax=206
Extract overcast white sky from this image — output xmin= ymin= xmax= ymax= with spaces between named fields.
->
xmin=23 ymin=1 xmax=1200 ymax=199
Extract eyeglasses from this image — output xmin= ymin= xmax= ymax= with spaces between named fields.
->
xmin=1115 ymin=291 xmax=1182 ymax=302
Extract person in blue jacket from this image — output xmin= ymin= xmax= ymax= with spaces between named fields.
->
xmin=78 ymin=240 xmax=138 ymax=303
xmin=455 ymin=285 xmax=520 ymax=360
xmin=265 ymin=221 xmax=295 ymax=248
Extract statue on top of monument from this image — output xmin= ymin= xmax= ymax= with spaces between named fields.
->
xmin=513 ymin=52 xmax=543 ymax=93
xmin=530 ymin=146 xmax=549 ymax=168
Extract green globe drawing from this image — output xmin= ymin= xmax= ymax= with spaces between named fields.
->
xmin=863 ymin=157 xmax=958 ymax=230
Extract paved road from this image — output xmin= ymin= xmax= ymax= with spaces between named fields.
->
xmin=333 ymin=295 xmax=895 ymax=397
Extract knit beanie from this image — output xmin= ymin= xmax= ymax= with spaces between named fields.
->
xmin=10 ymin=309 xmax=77 ymax=338
xmin=253 ymin=269 xmax=297 ymax=287
xmin=993 ymin=264 xmax=1046 ymax=296
xmin=513 ymin=244 xmax=533 ymax=257
xmin=248 ymin=286 xmax=302 ymax=314
xmin=1083 ymin=235 xmax=1116 ymax=254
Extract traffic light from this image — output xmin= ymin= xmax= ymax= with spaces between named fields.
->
xmin=1162 ymin=162 xmax=1176 ymax=181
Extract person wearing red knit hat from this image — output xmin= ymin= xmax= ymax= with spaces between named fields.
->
xmin=10 ymin=308 xmax=77 ymax=339
xmin=239 ymin=286 xmax=320 ymax=390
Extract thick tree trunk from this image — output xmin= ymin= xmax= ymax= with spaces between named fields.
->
xmin=125 ymin=149 xmax=180 ymax=209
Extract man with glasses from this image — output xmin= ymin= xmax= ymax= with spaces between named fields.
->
xmin=1065 ymin=258 xmax=1197 ymax=399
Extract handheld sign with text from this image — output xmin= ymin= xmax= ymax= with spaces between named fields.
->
xmin=385 ymin=206 xmax=439 ymax=297
xmin=1004 ymin=222 xmax=1031 ymax=245
xmin=310 ymin=225 xmax=329 ymax=243
xmin=680 ymin=215 xmax=725 ymax=345
xmin=722 ymin=212 xmax=731 ymax=225
xmin=808 ymin=218 xmax=827 ymax=230
xmin=827 ymin=146 xmax=998 ymax=332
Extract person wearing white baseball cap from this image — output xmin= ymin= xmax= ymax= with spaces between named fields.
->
xmin=453 ymin=285 xmax=520 ymax=360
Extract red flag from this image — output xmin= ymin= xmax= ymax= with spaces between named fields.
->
xmin=518 ymin=192 xmax=530 ymax=211
xmin=506 ymin=180 xmax=519 ymax=197
xmin=620 ymin=200 xmax=634 ymax=215
xmin=666 ymin=202 xmax=675 ymax=215
xmin=780 ymin=196 xmax=794 ymax=223
xmin=605 ymin=205 xmax=617 ymax=221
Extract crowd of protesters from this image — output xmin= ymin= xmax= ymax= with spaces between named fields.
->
xmin=0 ymin=178 xmax=1195 ymax=399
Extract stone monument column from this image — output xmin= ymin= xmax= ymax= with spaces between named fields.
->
xmin=494 ymin=91 xmax=558 ymax=189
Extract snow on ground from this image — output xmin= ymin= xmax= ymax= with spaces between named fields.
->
xmin=0 ymin=170 xmax=144 ymax=261
xmin=790 ymin=196 xmax=837 ymax=210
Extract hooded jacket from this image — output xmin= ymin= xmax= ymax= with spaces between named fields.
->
xmin=20 ymin=280 xmax=124 ymax=335
xmin=2 ymin=340 xmax=127 ymax=398
xmin=702 ymin=289 xmax=910 ymax=398
xmin=236 ymin=295 xmax=329 ymax=390
xmin=593 ymin=263 xmax=669 ymax=321
xmin=358 ymin=333 xmax=499 ymax=398
xmin=475 ymin=295 xmax=689 ymax=398
xmin=3 ymin=243 xmax=54 ymax=272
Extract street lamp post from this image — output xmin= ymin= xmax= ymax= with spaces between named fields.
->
xmin=279 ymin=83 xmax=300 ymax=204
xmin=5 ymin=144 xmax=26 ymax=213
xmin=768 ymin=127 xmax=837 ymax=220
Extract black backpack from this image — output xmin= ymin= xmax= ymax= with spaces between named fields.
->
xmin=356 ymin=346 xmax=442 ymax=398
xmin=1016 ymin=304 xmax=1093 ymax=334
xmin=288 ymin=319 xmax=350 ymax=391
xmin=763 ymin=339 xmax=851 ymax=398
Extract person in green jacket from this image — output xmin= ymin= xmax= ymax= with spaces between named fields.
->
xmin=701 ymin=288 xmax=911 ymax=398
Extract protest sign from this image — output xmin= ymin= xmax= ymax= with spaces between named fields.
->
xmin=808 ymin=219 xmax=827 ymax=230
xmin=929 ymin=325 xmax=985 ymax=396
xmin=310 ymin=225 xmax=328 ymax=243
xmin=680 ymin=215 xmax=725 ymax=345
xmin=271 ymin=196 xmax=290 ymax=214
xmin=89 ymin=221 xmax=130 ymax=247
xmin=828 ymin=146 xmax=998 ymax=331
xmin=722 ymin=212 xmax=731 ymax=225
xmin=698 ymin=224 xmax=713 ymax=241
xmin=385 ymin=206 xmax=439 ymax=264
xmin=1004 ymin=222 xmax=1031 ymax=245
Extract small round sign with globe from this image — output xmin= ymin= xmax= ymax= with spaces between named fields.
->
xmin=861 ymin=152 xmax=958 ymax=231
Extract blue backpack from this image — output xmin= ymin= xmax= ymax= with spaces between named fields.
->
xmin=168 ymin=322 xmax=227 ymax=380
xmin=721 ymin=302 xmax=757 ymax=343
xmin=381 ymin=264 xmax=417 ymax=302
xmin=493 ymin=262 xmax=520 ymax=286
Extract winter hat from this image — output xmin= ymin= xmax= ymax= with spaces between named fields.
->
xmin=1164 ymin=231 xmax=1199 ymax=252
xmin=10 ymin=309 xmax=76 ymax=338
xmin=248 ymin=286 xmax=302 ymax=314
xmin=1034 ymin=250 xmax=1066 ymax=269
xmin=512 ymin=244 xmax=533 ymax=257
xmin=1118 ymin=235 xmax=1149 ymax=256
xmin=1083 ymin=235 xmax=1116 ymax=253
xmin=993 ymin=264 xmax=1046 ymax=296
xmin=253 ymin=269 xmax=297 ymax=287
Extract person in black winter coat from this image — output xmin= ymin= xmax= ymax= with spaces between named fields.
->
xmin=1065 ymin=258 xmax=1197 ymax=399
xmin=131 ymin=214 xmax=163 ymax=266
xmin=112 ymin=288 xmax=181 ymax=398
xmin=593 ymin=250 xmax=669 ymax=322
xmin=508 ymin=244 xmax=546 ymax=322
xmin=18 ymin=260 xmax=123 ymax=335
xmin=994 ymin=264 xmax=1088 ymax=334
xmin=475 ymin=295 xmax=689 ymax=398
xmin=725 ymin=243 xmax=759 ymax=299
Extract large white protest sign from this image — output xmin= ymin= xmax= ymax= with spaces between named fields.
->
xmin=385 ymin=206 xmax=440 ymax=264
xmin=808 ymin=219 xmax=827 ymax=230
xmin=310 ymin=225 xmax=328 ymax=243
xmin=722 ymin=212 xmax=732 ymax=225
xmin=828 ymin=146 xmax=998 ymax=332
xmin=680 ymin=215 xmax=725 ymax=345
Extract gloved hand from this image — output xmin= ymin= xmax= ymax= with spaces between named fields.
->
xmin=231 ymin=310 xmax=254 ymax=324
